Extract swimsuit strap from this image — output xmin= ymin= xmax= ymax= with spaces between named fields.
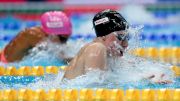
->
xmin=0 ymin=50 xmax=8 ymax=63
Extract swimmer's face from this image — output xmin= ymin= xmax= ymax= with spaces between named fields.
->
xmin=49 ymin=35 xmax=69 ymax=44
xmin=114 ymin=31 xmax=129 ymax=49
xmin=107 ymin=31 xmax=129 ymax=57
xmin=58 ymin=35 xmax=69 ymax=43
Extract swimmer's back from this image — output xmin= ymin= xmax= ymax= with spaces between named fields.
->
xmin=64 ymin=42 xmax=107 ymax=79
xmin=3 ymin=26 xmax=47 ymax=62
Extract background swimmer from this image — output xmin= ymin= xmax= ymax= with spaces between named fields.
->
xmin=0 ymin=11 xmax=72 ymax=63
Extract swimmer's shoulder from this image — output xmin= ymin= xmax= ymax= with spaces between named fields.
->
xmin=21 ymin=26 xmax=47 ymax=38
xmin=84 ymin=42 xmax=106 ymax=54
xmin=89 ymin=42 xmax=106 ymax=49
xmin=75 ymin=42 xmax=106 ymax=57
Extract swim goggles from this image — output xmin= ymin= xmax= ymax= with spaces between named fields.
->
xmin=113 ymin=31 xmax=130 ymax=41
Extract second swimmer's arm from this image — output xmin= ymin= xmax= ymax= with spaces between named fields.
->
xmin=4 ymin=27 xmax=45 ymax=62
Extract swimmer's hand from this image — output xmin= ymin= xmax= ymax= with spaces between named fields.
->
xmin=147 ymin=74 xmax=172 ymax=84
xmin=154 ymin=80 xmax=172 ymax=84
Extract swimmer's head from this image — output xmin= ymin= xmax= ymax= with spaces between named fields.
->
xmin=93 ymin=9 xmax=129 ymax=37
xmin=41 ymin=11 xmax=72 ymax=37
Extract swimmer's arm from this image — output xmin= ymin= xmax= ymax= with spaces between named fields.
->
xmin=84 ymin=44 xmax=107 ymax=70
xmin=4 ymin=28 xmax=45 ymax=62
xmin=4 ymin=29 xmax=32 ymax=62
xmin=143 ymin=73 xmax=172 ymax=84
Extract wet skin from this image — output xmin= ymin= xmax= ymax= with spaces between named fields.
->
xmin=64 ymin=32 xmax=128 ymax=79
xmin=64 ymin=31 xmax=172 ymax=84
xmin=3 ymin=26 xmax=68 ymax=62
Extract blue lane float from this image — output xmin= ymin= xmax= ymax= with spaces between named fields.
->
xmin=139 ymin=33 xmax=180 ymax=41
xmin=3 ymin=22 xmax=21 ymax=30
xmin=25 ymin=21 xmax=40 ymax=28
xmin=0 ymin=35 xmax=15 ymax=41
xmin=0 ymin=76 xmax=43 ymax=85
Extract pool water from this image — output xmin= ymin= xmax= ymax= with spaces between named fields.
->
xmin=0 ymin=44 xmax=179 ymax=90
xmin=0 ymin=5 xmax=180 ymax=90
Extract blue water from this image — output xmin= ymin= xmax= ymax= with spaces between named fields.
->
xmin=0 ymin=8 xmax=180 ymax=90
xmin=1 ymin=76 xmax=179 ymax=90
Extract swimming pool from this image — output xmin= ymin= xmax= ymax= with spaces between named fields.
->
xmin=0 ymin=4 xmax=180 ymax=100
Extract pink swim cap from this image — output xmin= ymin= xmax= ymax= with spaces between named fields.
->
xmin=41 ymin=11 xmax=72 ymax=36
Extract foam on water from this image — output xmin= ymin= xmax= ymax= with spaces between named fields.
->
xmin=24 ymin=54 xmax=175 ymax=90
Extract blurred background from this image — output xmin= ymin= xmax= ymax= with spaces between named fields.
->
xmin=0 ymin=0 xmax=180 ymax=48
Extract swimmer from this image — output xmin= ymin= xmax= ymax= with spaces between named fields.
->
xmin=64 ymin=9 xmax=172 ymax=84
xmin=0 ymin=11 xmax=72 ymax=63
xmin=64 ymin=9 xmax=129 ymax=79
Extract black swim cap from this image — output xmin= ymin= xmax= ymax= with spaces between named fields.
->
xmin=93 ymin=9 xmax=128 ymax=37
